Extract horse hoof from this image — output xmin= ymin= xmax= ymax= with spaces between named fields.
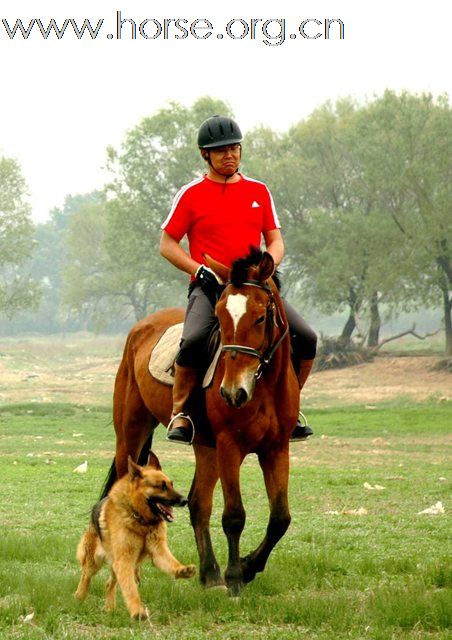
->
xmin=240 ymin=555 xmax=257 ymax=584
xmin=207 ymin=584 xmax=228 ymax=592
xmin=227 ymin=583 xmax=242 ymax=598
xmin=202 ymin=576 xmax=226 ymax=590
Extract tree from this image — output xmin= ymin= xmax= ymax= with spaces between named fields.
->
xmin=0 ymin=156 xmax=40 ymax=318
xmin=354 ymin=91 xmax=452 ymax=354
xmin=246 ymin=96 xmax=450 ymax=351
xmin=64 ymin=97 xmax=233 ymax=322
xmin=245 ymin=101 xmax=407 ymax=344
xmin=62 ymin=194 xmax=117 ymax=330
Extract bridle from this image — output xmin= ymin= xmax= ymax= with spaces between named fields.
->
xmin=221 ymin=280 xmax=289 ymax=380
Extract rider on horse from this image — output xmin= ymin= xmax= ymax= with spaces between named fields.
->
xmin=160 ymin=115 xmax=317 ymax=445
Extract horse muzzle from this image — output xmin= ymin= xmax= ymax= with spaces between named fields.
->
xmin=220 ymin=385 xmax=249 ymax=408
xmin=220 ymin=370 xmax=256 ymax=408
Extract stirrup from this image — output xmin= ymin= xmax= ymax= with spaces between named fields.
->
xmin=166 ymin=413 xmax=195 ymax=446
xmin=299 ymin=411 xmax=309 ymax=427
xmin=290 ymin=411 xmax=314 ymax=441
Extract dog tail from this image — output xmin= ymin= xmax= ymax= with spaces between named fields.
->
xmin=76 ymin=525 xmax=97 ymax=566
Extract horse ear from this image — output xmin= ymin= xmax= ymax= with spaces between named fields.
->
xmin=204 ymin=254 xmax=230 ymax=284
xmin=146 ymin=450 xmax=162 ymax=471
xmin=258 ymin=252 xmax=275 ymax=282
xmin=128 ymin=456 xmax=143 ymax=479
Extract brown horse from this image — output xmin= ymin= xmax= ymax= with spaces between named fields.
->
xmin=101 ymin=249 xmax=300 ymax=596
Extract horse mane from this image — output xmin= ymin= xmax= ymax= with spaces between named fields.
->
xmin=230 ymin=246 xmax=282 ymax=290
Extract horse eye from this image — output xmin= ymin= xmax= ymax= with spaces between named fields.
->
xmin=255 ymin=316 xmax=265 ymax=325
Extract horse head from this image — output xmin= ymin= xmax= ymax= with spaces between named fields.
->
xmin=205 ymin=248 xmax=288 ymax=409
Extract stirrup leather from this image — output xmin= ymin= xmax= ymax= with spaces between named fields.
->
xmin=166 ymin=413 xmax=195 ymax=446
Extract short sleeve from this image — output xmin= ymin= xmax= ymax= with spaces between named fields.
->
xmin=161 ymin=187 xmax=191 ymax=242
xmin=261 ymin=184 xmax=281 ymax=231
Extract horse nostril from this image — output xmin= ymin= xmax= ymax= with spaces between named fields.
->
xmin=235 ymin=387 xmax=248 ymax=408
xmin=220 ymin=385 xmax=232 ymax=406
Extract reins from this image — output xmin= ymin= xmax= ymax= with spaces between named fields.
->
xmin=221 ymin=280 xmax=289 ymax=380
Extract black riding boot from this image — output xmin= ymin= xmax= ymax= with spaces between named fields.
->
xmin=290 ymin=358 xmax=315 ymax=441
xmin=167 ymin=364 xmax=197 ymax=445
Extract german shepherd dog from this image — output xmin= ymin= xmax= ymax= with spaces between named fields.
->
xmin=75 ymin=453 xmax=196 ymax=619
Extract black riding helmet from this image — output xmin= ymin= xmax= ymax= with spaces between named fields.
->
xmin=197 ymin=115 xmax=243 ymax=149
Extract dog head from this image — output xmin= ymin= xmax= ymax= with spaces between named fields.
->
xmin=127 ymin=454 xmax=187 ymax=523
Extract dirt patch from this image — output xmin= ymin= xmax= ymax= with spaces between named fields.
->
xmin=0 ymin=336 xmax=450 ymax=408
xmin=304 ymin=355 xmax=451 ymax=407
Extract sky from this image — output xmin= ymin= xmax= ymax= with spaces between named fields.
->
xmin=1 ymin=0 xmax=451 ymax=222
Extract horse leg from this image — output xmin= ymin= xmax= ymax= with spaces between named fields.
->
xmin=188 ymin=444 xmax=224 ymax=588
xmin=241 ymin=446 xmax=291 ymax=584
xmin=217 ymin=441 xmax=246 ymax=596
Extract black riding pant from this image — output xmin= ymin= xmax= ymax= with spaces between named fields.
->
xmin=176 ymin=284 xmax=317 ymax=371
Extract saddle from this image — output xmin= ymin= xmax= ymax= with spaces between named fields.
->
xmin=148 ymin=322 xmax=222 ymax=387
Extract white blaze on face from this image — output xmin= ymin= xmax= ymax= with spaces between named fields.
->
xmin=225 ymin=293 xmax=248 ymax=335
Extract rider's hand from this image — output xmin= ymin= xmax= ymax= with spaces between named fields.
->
xmin=195 ymin=265 xmax=224 ymax=297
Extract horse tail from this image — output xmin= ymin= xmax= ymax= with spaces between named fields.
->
xmin=99 ymin=458 xmax=117 ymax=499
xmin=98 ymin=432 xmax=154 ymax=500
xmin=137 ymin=432 xmax=154 ymax=465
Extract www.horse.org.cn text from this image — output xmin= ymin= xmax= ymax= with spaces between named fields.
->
xmin=1 ymin=14 xmax=346 ymax=46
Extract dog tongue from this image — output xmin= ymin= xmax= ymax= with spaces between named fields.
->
xmin=160 ymin=504 xmax=174 ymax=522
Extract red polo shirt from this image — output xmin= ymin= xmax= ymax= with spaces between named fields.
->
xmin=161 ymin=174 xmax=281 ymax=268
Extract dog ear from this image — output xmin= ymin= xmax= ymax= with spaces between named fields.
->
xmin=146 ymin=451 xmax=162 ymax=471
xmin=128 ymin=456 xmax=143 ymax=479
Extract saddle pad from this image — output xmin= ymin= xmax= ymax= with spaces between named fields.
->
xmin=148 ymin=323 xmax=222 ymax=388
xmin=148 ymin=323 xmax=183 ymax=385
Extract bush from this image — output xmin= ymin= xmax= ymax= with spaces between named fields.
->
xmin=315 ymin=336 xmax=375 ymax=370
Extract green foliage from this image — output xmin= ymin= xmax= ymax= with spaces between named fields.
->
xmin=244 ymin=93 xmax=451 ymax=352
xmin=354 ymin=91 xmax=452 ymax=352
xmin=0 ymin=156 xmax=40 ymax=318
xmin=15 ymin=91 xmax=448 ymax=351
xmin=70 ymin=96 xmax=233 ymax=323
xmin=63 ymin=97 xmax=234 ymax=324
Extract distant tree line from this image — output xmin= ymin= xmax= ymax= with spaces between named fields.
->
xmin=0 ymin=91 xmax=451 ymax=355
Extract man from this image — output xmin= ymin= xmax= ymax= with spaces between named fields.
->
xmin=160 ymin=115 xmax=316 ymax=445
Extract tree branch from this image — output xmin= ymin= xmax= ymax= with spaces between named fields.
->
xmin=373 ymin=324 xmax=441 ymax=350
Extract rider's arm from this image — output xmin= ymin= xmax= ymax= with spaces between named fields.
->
xmin=159 ymin=231 xmax=201 ymax=276
xmin=263 ymin=228 xmax=285 ymax=267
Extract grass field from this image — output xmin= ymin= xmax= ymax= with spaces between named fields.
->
xmin=0 ymin=333 xmax=450 ymax=638
xmin=0 ymin=396 xmax=450 ymax=640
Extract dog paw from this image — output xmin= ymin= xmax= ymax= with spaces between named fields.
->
xmin=176 ymin=564 xmax=197 ymax=579
xmin=132 ymin=606 xmax=149 ymax=621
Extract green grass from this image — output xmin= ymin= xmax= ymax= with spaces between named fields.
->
xmin=0 ymin=401 xmax=451 ymax=639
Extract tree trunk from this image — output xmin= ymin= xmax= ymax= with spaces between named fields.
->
xmin=436 ymin=253 xmax=452 ymax=356
xmin=442 ymin=286 xmax=452 ymax=357
xmin=341 ymin=287 xmax=360 ymax=342
xmin=341 ymin=312 xmax=356 ymax=341
xmin=367 ymin=292 xmax=381 ymax=347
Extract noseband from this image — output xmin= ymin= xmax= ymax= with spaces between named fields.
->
xmin=221 ymin=280 xmax=289 ymax=380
